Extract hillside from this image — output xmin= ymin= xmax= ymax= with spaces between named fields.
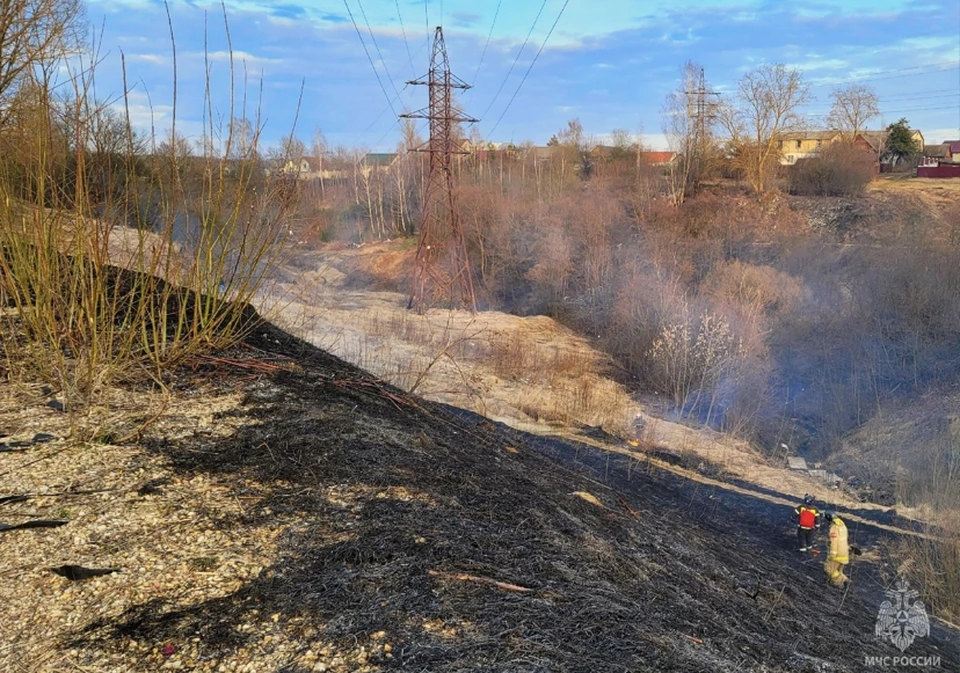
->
xmin=2 ymin=314 xmax=958 ymax=672
xmin=785 ymin=175 xmax=960 ymax=242
xmin=831 ymin=385 xmax=960 ymax=510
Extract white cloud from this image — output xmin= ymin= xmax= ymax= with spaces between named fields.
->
xmin=202 ymin=50 xmax=285 ymax=66
xmin=111 ymin=90 xmax=172 ymax=126
xmin=786 ymin=58 xmax=849 ymax=73
xmin=131 ymin=53 xmax=165 ymax=65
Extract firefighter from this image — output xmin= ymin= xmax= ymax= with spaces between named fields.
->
xmin=823 ymin=511 xmax=850 ymax=587
xmin=794 ymin=494 xmax=821 ymax=552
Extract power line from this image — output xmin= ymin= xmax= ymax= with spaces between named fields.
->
xmin=891 ymin=104 xmax=957 ymax=114
xmin=879 ymin=89 xmax=960 ymax=102
xmin=807 ymin=104 xmax=959 ymax=119
xmin=355 ymin=0 xmax=403 ymax=100
xmin=473 ymin=0 xmax=502 ymax=86
xmin=808 ymin=61 xmax=960 ymax=88
xmin=487 ymin=0 xmax=569 ymax=139
xmin=805 ymin=93 xmax=960 ymax=118
xmin=363 ymin=114 xmax=429 ymax=153
xmin=353 ymin=83 xmax=411 ymax=147
xmin=869 ymin=104 xmax=960 ymax=113
xmin=424 ymin=0 xmax=429 ymax=49
xmin=807 ymin=97 xmax=960 ymax=113
xmin=395 ymin=0 xmax=416 ymax=79
xmin=370 ymin=117 xmax=401 ymax=150
xmin=812 ymin=59 xmax=960 ymax=82
xmin=351 ymin=36 xmax=430 ymax=148
xmin=343 ymin=0 xmax=399 ymax=119
xmin=480 ymin=0 xmax=548 ymax=121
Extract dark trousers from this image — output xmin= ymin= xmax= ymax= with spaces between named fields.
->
xmin=797 ymin=527 xmax=814 ymax=549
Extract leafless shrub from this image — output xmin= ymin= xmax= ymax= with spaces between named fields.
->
xmin=0 ymin=6 xmax=295 ymax=420
xmin=646 ymin=306 xmax=747 ymax=417
xmin=789 ymin=142 xmax=876 ymax=197
xmin=701 ymin=260 xmax=804 ymax=319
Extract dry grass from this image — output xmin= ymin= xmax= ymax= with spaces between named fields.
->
xmin=265 ymin=243 xmax=924 ymax=517
xmin=894 ymin=514 xmax=960 ymax=623
xmin=0 ymin=10 xmax=296 ymax=422
xmin=265 ymin=273 xmax=635 ymax=438
xmin=869 ymin=174 xmax=960 ymax=200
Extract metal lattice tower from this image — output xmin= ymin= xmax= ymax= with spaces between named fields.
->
xmin=685 ymin=67 xmax=719 ymax=153
xmin=684 ymin=66 xmax=720 ymax=191
xmin=401 ymin=26 xmax=478 ymax=313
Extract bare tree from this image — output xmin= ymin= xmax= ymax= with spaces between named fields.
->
xmin=609 ymin=128 xmax=632 ymax=151
xmin=311 ymin=127 xmax=327 ymax=197
xmin=269 ymin=136 xmax=306 ymax=174
xmin=157 ymin=129 xmax=193 ymax=158
xmin=550 ymin=118 xmax=594 ymax=183
xmin=827 ymin=84 xmax=879 ymax=138
xmin=227 ymin=117 xmax=256 ymax=160
xmin=719 ymin=63 xmax=811 ymax=194
xmin=662 ymin=61 xmax=717 ymax=205
xmin=0 ymin=0 xmax=84 ymax=129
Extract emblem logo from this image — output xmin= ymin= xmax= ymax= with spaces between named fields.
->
xmin=875 ymin=579 xmax=930 ymax=652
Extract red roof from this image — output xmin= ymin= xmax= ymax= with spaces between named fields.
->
xmin=639 ymin=151 xmax=675 ymax=164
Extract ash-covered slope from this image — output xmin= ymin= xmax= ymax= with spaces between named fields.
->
xmin=81 ymin=318 xmax=959 ymax=673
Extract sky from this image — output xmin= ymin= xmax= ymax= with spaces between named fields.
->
xmin=83 ymin=0 xmax=960 ymax=152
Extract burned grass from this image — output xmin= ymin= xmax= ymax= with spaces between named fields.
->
xmin=60 ymin=319 xmax=960 ymax=672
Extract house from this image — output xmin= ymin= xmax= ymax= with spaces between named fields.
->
xmin=950 ymin=141 xmax=960 ymax=162
xmin=922 ymin=143 xmax=949 ymax=159
xmin=920 ymin=143 xmax=950 ymax=167
xmin=272 ymin=156 xmax=352 ymax=181
xmin=925 ymin=140 xmax=960 ymax=163
xmin=360 ymin=153 xmax=399 ymax=177
xmin=586 ymin=146 xmax=676 ymax=165
xmin=638 ymin=151 xmax=677 ymax=166
xmin=854 ymin=129 xmax=925 ymax=159
xmin=917 ymin=140 xmax=960 ymax=176
xmin=529 ymin=146 xmax=556 ymax=163
xmin=777 ymin=131 xmax=841 ymax=165
xmin=281 ymin=157 xmax=322 ymax=179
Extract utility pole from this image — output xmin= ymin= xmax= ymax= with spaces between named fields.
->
xmin=402 ymin=26 xmax=478 ymax=313
xmin=684 ymin=66 xmax=720 ymax=189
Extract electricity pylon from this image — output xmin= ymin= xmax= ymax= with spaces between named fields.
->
xmin=401 ymin=26 xmax=478 ymax=313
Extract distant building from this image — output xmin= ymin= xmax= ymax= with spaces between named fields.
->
xmin=854 ymin=129 xmax=925 ymax=159
xmin=950 ymin=141 xmax=960 ymax=162
xmin=917 ymin=140 xmax=960 ymax=177
xmin=361 ymin=153 xmax=398 ymax=171
xmin=281 ymin=157 xmax=322 ymax=179
xmin=776 ymin=128 xmax=925 ymax=167
xmin=529 ymin=146 xmax=556 ymax=163
xmin=638 ymin=151 xmax=677 ymax=166
xmin=920 ymin=140 xmax=959 ymax=166
xmin=274 ymin=156 xmax=349 ymax=181
xmin=777 ymin=131 xmax=841 ymax=165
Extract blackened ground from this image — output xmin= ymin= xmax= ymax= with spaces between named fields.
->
xmin=78 ymin=318 xmax=959 ymax=672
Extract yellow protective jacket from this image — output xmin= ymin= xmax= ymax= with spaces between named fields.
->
xmin=827 ymin=517 xmax=849 ymax=564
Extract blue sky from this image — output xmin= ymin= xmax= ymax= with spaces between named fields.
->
xmin=85 ymin=0 xmax=960 ymax=151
